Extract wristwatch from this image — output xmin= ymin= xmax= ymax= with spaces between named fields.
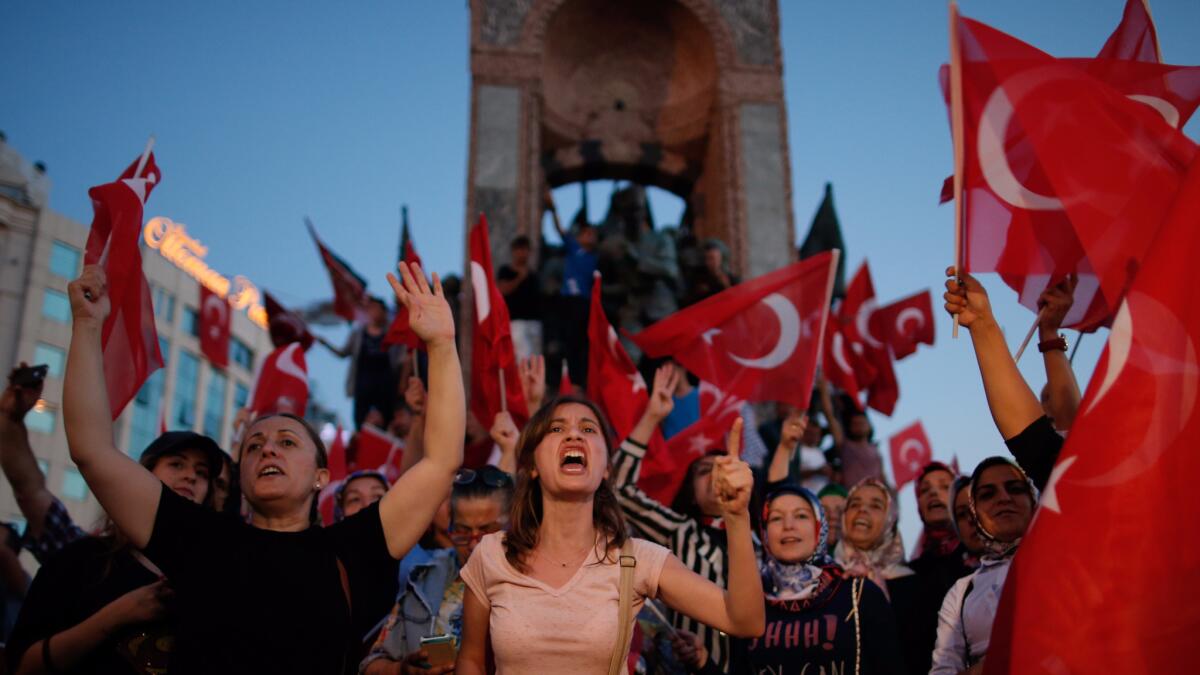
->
xmin=1037 ymin=334 xmax=1068 ymax=353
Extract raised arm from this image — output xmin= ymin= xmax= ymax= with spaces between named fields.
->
xmin=943 ymin=268 xmax=1043 ymax=440
xmin=489 ymin=411 xmax=520 ymax=475
xmin=657 ymin=419 xmax=765 ymax=638
xmin=397 ymin=376 xmax=426 ymax=475
xmin=63 ymin=266 xmax=163 ymax=548
xmin=628 ymin=365 xmax=676 ymax=447
xmin=518 ymin=355 xmax=546 ymax=414
xmin=378 ymin=262 xmax=465 ymax=559
xmin=1036 ymin=277 xmax=1082 ymax=431
xmin=543 ymin=187 xmax=566 ymax=239
xmin=817 ymin=377 xmax=845 ymax=447
xmin=0 ymin=369 xmax=59 ymax=543
xmin=767 ymin=408 xmax=805 ymax=484
xmin=315 ymin=334 xmax=351 ymax=359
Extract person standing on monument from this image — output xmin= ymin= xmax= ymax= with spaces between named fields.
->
xmin=545 ymin=188 xmax=597 ymax=390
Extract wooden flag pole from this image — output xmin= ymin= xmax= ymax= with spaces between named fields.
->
xmin=1013 ymin=308 xmax=1048 ymax=362
xmin=948 ymin=0 xmax=966 ymax=339
xmin=498 ymin=367 xmax=507 ymax=412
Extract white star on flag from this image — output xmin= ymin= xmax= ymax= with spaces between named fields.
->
xmin=688 ymin=434 xmax=714 ymax=455
xmin=1040 ymin=455 xmax=1078 ymax=514
xmin=627 ymin=372 xmax=646 ymax=394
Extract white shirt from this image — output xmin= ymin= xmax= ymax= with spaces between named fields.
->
xmin=930 ymin=557 xmax=1011 ymax=674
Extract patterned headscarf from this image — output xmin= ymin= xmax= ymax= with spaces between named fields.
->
xmin=912 ymin=462 xmax=962 ymax=560
xmin=969 ymin=457 xmax=1039 ymax=562
xmin=332 ymin=470 xmax=390 ymax=522
xmin=833 ymin=477 xmax=913 ymax=597
xmin=760 ymin=484 xmax=835 ymax=601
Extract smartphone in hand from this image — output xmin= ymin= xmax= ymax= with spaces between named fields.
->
xmin=418 ymin=634 xmax=457 ymax=668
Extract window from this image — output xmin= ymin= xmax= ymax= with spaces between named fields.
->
xmin=182 ymin=307 xmax=199 ymax=337
xmin=48 ymin=241 xmax=81 ymax=279
xmin=129 ymin=365 xmax=166 ymax=459
xmin=231 ymin=338 xmax=254 ymax=371
xmin=173 ymin=351 xmax=200 ymax=430
xmin=61 ymin=467 xmax=89 ymax=501
xmin=153 ymin=286 xmax=176 ymax=324
xmin=234 ymin=382 xmax=249 ymax=410
xmin=32 ymin=343 xmax=66 ymax=378
xmin=41 ymin=289 xmax=71 ymax=323
xmin=203 ymin=370 xmax=227 ymax=440
xmin=25 ymin=407 xmax=55 ymax=434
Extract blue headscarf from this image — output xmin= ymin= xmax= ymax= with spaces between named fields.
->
xmin=761 ymin=484 xmax=835 ymax=601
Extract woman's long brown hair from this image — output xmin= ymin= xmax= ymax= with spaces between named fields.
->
xmin=503 ymin=395 xmax=628 ymax=573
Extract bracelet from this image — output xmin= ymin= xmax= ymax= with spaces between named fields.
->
xmin=1037 ymin=334 xmax=1068 ymax=353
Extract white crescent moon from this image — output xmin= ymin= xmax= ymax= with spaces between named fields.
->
xmin=855 ymin=299 xmax=883 ymax=350
xmin=899 ymin=438 xmax=926 ymax=468
xmin=1084 ymin=299 xmax=1132 ymax=415
xmin=275 ymin=343 xmax=308 ymax=385
xmin=832 ymin=331 xmax=854 ymax=376
xmin=895 ymin=307 xmax=925 ymax=337
xmin=470 ymin=261 xmax=490 ymax=324
xmin=202 ymin=293 xmax=229 ymax=340
xmin=978 ymin=79 xmax=1063 ymax=211
xmin=727 ymin=294 xmax=800 ymax=370
xmin=1127 ymin=94 xmax=1181 ymax=128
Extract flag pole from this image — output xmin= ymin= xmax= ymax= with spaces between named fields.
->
xmin=99 ymin=135 xmax=156 ymax=269
xmin=1013 ymin=308 xmax=1047 ymax=362
xmin=948 ymin=0 xmax=966 ymax=339
xmin=1069 ymin=331 xmax=1083 ymax=364
xmin=498 ymin=368 xmax=508 ymax=412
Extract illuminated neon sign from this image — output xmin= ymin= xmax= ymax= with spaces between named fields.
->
xmin=143 ymin=216 xmax=268 ymax=329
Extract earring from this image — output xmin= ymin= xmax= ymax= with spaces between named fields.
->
xmin=314 ymin=482 xmax=321 ymax=491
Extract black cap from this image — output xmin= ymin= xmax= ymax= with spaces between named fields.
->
xmin=139 ymin=431 xmax=225 ymax=476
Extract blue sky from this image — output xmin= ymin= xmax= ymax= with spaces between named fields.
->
xmin=4 ymin=1 xmax=1198 ymax=544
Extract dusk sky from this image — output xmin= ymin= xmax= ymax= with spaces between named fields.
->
xmin=5 ymin=0 xmax=1198 ymax=543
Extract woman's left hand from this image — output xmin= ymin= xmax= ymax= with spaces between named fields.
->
xmin=712 ymin=418 xmax=753 ymax=516
xmin=387 ymin=262 xmax=455 ymax=347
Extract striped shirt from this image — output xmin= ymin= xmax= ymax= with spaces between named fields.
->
xmin=613 ymin=438 xmax=736 ymax=673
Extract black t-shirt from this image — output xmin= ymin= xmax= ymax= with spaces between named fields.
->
xmin=7 ymin=536 xmax=163 ymax=674
xmin=1004 ymin=415 xmax=1064 ymax=491
xmin=356 ymin=330 xmax=393 ymax=381
xmin=142 ymin=484 xmax=399 ymax=674
xmin=741 ymin=570 xmax=905 ymax=675
xmin=900 ymin=551 xmax=973 ymax=675
xmin=497 ymin=264 xmax=541 ymax=320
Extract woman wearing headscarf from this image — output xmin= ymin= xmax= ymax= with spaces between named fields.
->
xmin=930 ymin=457 xmax=1038 ymax=675
xmin=741 ymin=484 xmax=903 ymax=675
xmin=905 ymin=463 xmax=975 ymax=675
xmin=59 ymin=262 xmax=462 ymax=674
xmin=947 ymin=476 xmax=983 ymax=568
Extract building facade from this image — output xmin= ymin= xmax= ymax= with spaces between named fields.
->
xmin=0 ymin=138 xmax=274 ymax=533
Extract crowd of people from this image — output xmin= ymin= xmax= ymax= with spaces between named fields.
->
xmin=0 ymin=207 xmax=1083 ymax=673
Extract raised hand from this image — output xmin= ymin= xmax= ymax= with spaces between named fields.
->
xmin=943 ymin=266 xmax=994 ymax=330
xmin=68 ymin=265 xmax=111 ymax=326
xmin=387 ymin=262 xmax=454 ymax=347
xmin=518 ymin=355 xmax=546 ymax=412
xmin=1037 ymin=274 xmax=1077 ymax=336
xmin=489 ymin=411 xmax=520 ymax=458
xmin=779 ymin=407 xmax=808 ymax=448
xmin=712 ymin=418 xmax=753 ymax=517
xmin=2 ymin=363 xmax=45 ymax=421
xmin=646 ymin=364 xmax=680 ymax=422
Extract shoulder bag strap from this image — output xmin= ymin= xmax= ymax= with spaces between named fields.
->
xmin=607 ymin=540 xmax=638 ymax=675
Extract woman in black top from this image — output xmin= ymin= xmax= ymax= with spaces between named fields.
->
xmin=742 ymin=484 xmax=903 ymax=675
xmin=60 ymin=262 xmax=464 ymax=674
xmin=8 ymin=432 xmax=223 ymax=674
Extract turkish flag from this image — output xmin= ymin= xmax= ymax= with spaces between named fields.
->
xmin=637 ymin=383 xmax=745 ymax=505
xmin=839 ymin=263 xmax=898 ymax=415
xmin=983 ymin=159 xmax=1200 ymax=675
xmin=263 ymin=291 xmax=314 ymax=351
xmin=198 ymin=285 xmax=231 ymax=368
xmin=469 ymin=215 xmax=528 ymax=428
xmin=887 ymin=420 xmax=933 ymax=490
xmin=327 ymin=425 xmax=348 ymax=482
xmin=631 ymin=252 xmax=839 ymax=412
xmin=83 ymin=151 xmax=164 ymax=420
xmin=248 ymin=343 xmax=308 ymax=417
xmin=822 ymin=314 xmax=866 ymax=410
xmin=1097 ymin=0 xmax=1160 ymax=62
xmin=352 ymin=424 xmax=405 ymax=481
xmin=384 ymin=219 xmax=424 ymax=350
xmin=587 ymin=272 xmax=652 ymax=437
xmin=946 ymin=13 xmax=1197 ymax=331
xmin=873 ymin=290 xmax=935 ymax=360
xmin=306 ymin=218 xmax=369 ymax=323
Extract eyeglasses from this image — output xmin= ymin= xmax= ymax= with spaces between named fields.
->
xmin=454 ymin=466 xmax=513 ymax=488
xmin=448 ymin=522 xmax=504 ymax=545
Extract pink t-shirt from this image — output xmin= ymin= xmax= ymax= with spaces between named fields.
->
xmin=460 ymin=532 xmax=670 ymax=674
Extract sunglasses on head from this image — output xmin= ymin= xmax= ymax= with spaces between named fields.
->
xmin=454 ymin=466 xmax=513 ymax=488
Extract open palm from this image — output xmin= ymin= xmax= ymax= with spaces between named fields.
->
xmin=388 ymin=262 xmax=455 ymax=345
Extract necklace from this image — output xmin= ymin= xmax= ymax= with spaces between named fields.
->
xmin=538 ymin=542 xmax=595 ymax=568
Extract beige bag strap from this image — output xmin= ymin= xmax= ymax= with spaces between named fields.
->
xmin=607 ymin=539 xmax=638 ymax=675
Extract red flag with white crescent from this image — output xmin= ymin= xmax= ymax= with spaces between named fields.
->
xmin=983 ymin=157 xmax=1200 ymax=675
xmin=263 ymin=291 xmax=314 ymax=351
xmin=822 ymin=314 xmax=866 ymax=410
xmin=839 ymin=263 xmax=898 ymax=415
xmin=83 ymin=151 xmax=164 ymax=420
xmin=873 ymin=289 xmax=935 ymax=360
xmin=353 ymin=424 xmax=405 ymax=481
xmin=469 ymin=215 xmax=528 ymax=430
xmin=630 ymin=252 xmax=838 ymax=412
xmin=887 ymin=420 xmax=933 ymax=490
xmin=248 ymin=343 xmax=308 ymax=417
xmin=198 ymin=285 xmax=231 ymax=368
xmin=384 ymin=218 xmax=425 ymax=350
